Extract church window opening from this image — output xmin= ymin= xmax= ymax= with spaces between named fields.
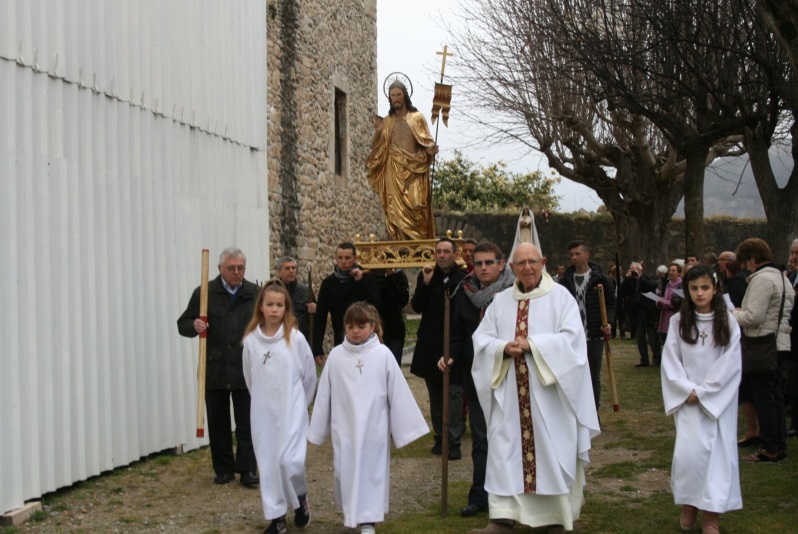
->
xmin=334 ymin=88 xmax=348 ymax=178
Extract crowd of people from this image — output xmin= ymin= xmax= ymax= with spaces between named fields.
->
xmin=175 ymin=235 xmax=797 ymax=534
xmin=170 ymin=74 xmax=798 ymax=534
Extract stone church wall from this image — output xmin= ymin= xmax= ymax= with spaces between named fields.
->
xmin=266 ymin=0 xmax=386 ymax=283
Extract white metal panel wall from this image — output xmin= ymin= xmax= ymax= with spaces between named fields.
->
xmin=0 ymin=0 xmax=268 ymax=513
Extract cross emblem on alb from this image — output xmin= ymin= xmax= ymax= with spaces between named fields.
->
xmin=262 ymin=351 xmax=271 ymax=365
xmin=698 ymin=330 xmax=708 ymax=345
xmin=356 ymin=359 xmax=364 ymax=375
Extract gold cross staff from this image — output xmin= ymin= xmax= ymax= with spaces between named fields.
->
xmin=436 ymin=45 xmax=454 ymax=83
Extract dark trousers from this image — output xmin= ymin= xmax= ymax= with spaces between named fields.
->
xmin=635 ymin=309 xmax=661 ymax=365
xmin=587 ymin=338 xmax=605 ymax=409
xmin=425 ymin=374 xmax=463 ymax=449
xmin=749 ymin=353 xmax=789 ymax=453
xmin=205 ymin=388 xmax=257 ymax=475
xmin=463 ymin=371 xmax=488 ymax=508
xmin=785 ymin=359 xmax=798 ymax=431
xmin=384 ymin=337 xmax=405 ymax=367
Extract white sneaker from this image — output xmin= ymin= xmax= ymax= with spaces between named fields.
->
xmin=360 ymin=524 xmax=376 ymax=534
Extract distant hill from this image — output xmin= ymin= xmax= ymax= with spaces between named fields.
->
xmin=675 ymin=142 xmax=792 ymax=219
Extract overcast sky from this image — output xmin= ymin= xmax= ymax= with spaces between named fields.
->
xmin=375 ymin=0 xmax=602 ymax=213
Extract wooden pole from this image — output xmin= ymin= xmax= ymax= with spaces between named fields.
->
xmin=308 ymin=266 xmax=316 ymax=347
xmin=441 ymin=290 xmax=451 ymax=517
xmin=597 ymin=284 xmax=620 ymax=412
xmin=196 ymin=249 xmax=210 ymax=437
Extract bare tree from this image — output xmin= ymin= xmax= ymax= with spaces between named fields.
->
xmin=760 ymin=0 xmax=798 ymax=72
xmin=544 ymin=0 xmax=796 ymax=259
xmin=451 ymin=0 xmax=795 ymax=260
xmin=533 ymin=0 xmax=757 ymax=257
xmin=449 ymin=0 xmax=707 ymax=267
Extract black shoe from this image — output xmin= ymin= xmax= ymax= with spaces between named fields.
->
xmin=264 ymin=515 xmax=287 ymax=534
xmin=294 ymin=493 xmax=311 ymax=528
xmin=448 ymin=447 xmax=462 ymax=460
xmin=432 ymin=442 xmax=442 ymax=455
xmin=634 ymin=363 xmax=650 ymax=368
xmin=737 ymin=436 xmax=762 ymax=448
xmin=460 ymin=503 xmax=487 ymax=517
xmin=213 ymin=472 xmax=235 ymax=485
xmin=240 ymin=471 xmax=259 ymax=487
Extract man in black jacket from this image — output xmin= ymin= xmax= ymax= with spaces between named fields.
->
xmin=375 ymin=269 xmax=410 ymax=366
xmin=628 ymin=262 xmax=661 ymax=367
xmin=275 ymin=256 xmax=316 ymax=342
xmin=560 ymin=240 xmax=615 ymax=409
xmin=444 ymin=241 xmax=515 ymax=516
xmin=177 ymin=247 xmax=259 ymax=486
xmin=411 ymin=237 xmax=467 ymax=460
xmin=313 ymin=242 xmax=381 ymax=362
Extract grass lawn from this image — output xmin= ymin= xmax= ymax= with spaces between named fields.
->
xmin=382 ymin=337 xmax=798 ymax=533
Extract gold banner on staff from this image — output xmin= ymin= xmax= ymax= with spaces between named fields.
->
xmin=431 ymin=83 xmax=452 ymax=127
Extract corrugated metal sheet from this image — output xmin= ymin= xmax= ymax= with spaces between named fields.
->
xmin=0 ymin=0 xmax=268 ymax=514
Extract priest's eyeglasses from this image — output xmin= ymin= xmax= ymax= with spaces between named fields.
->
xmin=514 ymin=258 xmax=542 ymax=267
xmin=474 ymin=259 xmax=500 ymax=267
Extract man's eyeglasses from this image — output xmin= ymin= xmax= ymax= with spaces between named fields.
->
xmin=474 ymin=259 xmax=501 ymax=267
xmin=224 ymin=265 xmax=246 ymax=272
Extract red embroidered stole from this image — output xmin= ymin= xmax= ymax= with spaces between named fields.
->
xmin=514 ymin=298 xmax=536 ymax=493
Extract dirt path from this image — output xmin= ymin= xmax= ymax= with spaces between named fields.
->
xmin=16 ymin=359 xmax=667 ymax=533
xmin=18 ymin=369 xmax=473 ymax=533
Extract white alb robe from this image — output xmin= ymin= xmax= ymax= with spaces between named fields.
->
xmin=307 ymin=335 xmax=429 ymax=528
xmin=242 ymin=325 xmax=317 ymax=520
xmin=661 ymin=311 xmax=742 ymax=513
xmin=472 ymin=273 xmax=600 ymax=530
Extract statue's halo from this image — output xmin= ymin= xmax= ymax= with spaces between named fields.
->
xmin=382 ymin=72 xmax=413 ymax=99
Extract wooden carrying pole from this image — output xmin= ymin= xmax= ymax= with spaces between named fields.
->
xmin=440 ymin=290 xmax=451 ymax=517
xmin=196 ymin=249 xmax=210 ymax=437
xmin=597 ymin=284 xmax=620 ymax=412
xmin=307 ymin=266 xmax=316 ymax=346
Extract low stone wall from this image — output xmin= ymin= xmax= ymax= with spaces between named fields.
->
xmin=436 ymin=211 xmax=769 ymax=273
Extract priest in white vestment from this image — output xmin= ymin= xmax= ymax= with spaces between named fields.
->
xmin=308 ymin=333 xmax=429 ymax=529
xmin=470 ymin=243 xmax=600 ymax=534
xmin=661 ymin=309 xmax=742 ymax=526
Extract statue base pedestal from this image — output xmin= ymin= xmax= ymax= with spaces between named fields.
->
xmin=356 ymin=230 xmax=464 ymax=269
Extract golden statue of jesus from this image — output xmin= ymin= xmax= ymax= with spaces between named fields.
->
xmin=367 ymin=80 xmax=438 ymax=241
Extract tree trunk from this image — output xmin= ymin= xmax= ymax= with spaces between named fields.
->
xmin=759 ymin=0 xmax=798 ymax=74
xmin=745 ymin=125 xmax=798 ymax=261
xmin=682 ymin=147 xmax=709 ymax=258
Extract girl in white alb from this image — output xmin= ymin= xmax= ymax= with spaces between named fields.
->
xmin=661 ymin=265 xmax=742 ymax=534
xmin=242 ymin=281 xmax=317 ymax=534
xmin=308 ymin=302 xmax=428 ymax=534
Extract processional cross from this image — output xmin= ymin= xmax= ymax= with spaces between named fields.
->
xmin=436 ymin=45 xmax=454 ymax=83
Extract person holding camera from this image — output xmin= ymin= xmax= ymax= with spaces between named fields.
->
xmin=627 ymin=262 xmax=662 ymax=367
xmin=657 ymin=262 xmax=684 ymax=343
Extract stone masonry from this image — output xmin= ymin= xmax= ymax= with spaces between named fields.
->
xmin=267 ymin=0 xmax=386 ymax=285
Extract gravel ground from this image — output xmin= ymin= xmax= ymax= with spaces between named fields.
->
xmin=16 ymin=368 xmax=475 ymax=533
xmin=14 ymin=349 xmax=665 ymax=533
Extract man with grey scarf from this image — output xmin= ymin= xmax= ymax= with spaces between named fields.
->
xmin=312 ymin=242 xmax=381 ymax=364
xmin=439 ymin=241 xmax=516 ymax=517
